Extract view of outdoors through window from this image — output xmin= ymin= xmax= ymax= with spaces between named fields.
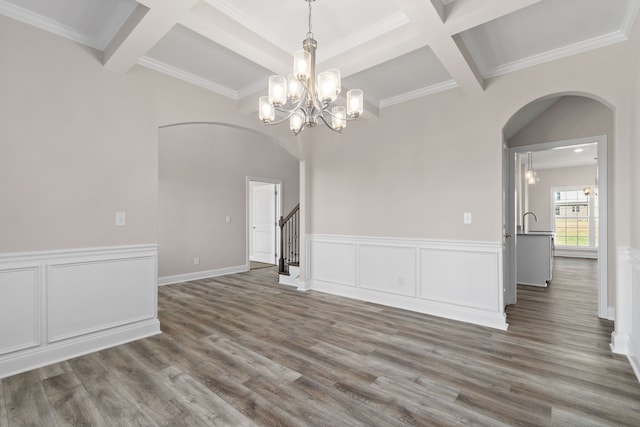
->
xmin=553 ymin=188 xmax=598 ymax=247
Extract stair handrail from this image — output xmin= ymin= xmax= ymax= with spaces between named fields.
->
xmin=280 ymin=203 xmax=300 ymax=226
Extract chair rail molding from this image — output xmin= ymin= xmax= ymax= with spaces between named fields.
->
xmin=0 ymin=244 xmax=160 ymax=379
xmin=305 ymin=234 xmax=507 ymax=330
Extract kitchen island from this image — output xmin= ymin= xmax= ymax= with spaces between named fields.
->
xmin=517 ymin=232 xmax=554 ymax=287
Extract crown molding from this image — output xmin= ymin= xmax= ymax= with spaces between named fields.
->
xmin=237 ymin=79 xmax=266 ymax=100
xmin=0 ymin=0 xmax=100 ymax=48
xmin=485 ymin=31 xmax=628 ymax=79
xmin=379 ymin=79 xmax=458 ymax=109
xmin=0 ymin=0 xmax=136 ymax=51
xmin=621 ymin=0 xmax=640 ymax=37
xmin=138 ymin=56 xmax=238 ymax=100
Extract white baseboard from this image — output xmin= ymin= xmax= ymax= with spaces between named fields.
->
xmin=309 ymin=279 xmax=508 ymax=330
xmin=0 ymin=320 xmax=160 ymax=379
xmin=0 ymin=244 xmax=160 ymax=379
xmin=554 ymin=248 xmax=597 ymax=259
xmin=306 ymin=234 xmax=507 ymax=330
xmin=158 ymin=264 xmax=248 ymax=286
xmin=611 ymin=331 xmax=630 ymax=354
xmin=629 ymin=339 xmax=640 ymax=383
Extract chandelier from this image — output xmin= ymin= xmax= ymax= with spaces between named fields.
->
xmin=525 ymin=152 xmax=539 ymax=184
xmin=258 ymin=0 xmax=364 ymax=135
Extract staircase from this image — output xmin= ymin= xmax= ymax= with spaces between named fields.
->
xmin=278 ymin=204 xmax=300 ymax=285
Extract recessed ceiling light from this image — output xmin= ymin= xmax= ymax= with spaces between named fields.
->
xmin=574 ymin=148 xmax=584 ymax=153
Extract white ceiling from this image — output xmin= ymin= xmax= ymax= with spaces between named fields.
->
xmin=2 ymin=0 xmax=639 ymax=114
xmin=519 ymin=142 xmax=598 ymax=170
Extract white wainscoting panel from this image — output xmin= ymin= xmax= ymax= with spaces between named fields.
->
xmin=419 ymin=248 xmax=499 ymax=312
xmin=359 ymin=245 xmax=416 ymax=297
xmin=307 ymin=235 xmax=506 ymax=330
xmin=0 ymin=245 xmax=160 ymax=379
xmin=48 ymin=256 xmax=156 ymax=343
xmin=0 ymin=266 xmax=40 ymax=356
xmin=310 ymin=240 xmax=357 ymax=287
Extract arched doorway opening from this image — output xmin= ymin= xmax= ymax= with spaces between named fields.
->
xmin=156 ymin=122 xmax=300 ymax=285
xmin=502 ymin=94 xmax=613 ymax=322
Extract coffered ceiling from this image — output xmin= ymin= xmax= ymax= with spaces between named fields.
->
xmin=1 ymin=0 xmax=639 ymax=112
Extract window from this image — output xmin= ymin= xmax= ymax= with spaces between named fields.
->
xmin=552 ymin=188 xmax=597 ymax=248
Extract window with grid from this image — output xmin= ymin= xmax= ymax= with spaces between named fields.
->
xmin=552 ymin=188 xmax=597 ymax=248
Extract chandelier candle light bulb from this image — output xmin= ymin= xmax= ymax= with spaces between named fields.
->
xmin=259 ymin=96 xmax=275 ymax=122
xmin=287 ymin=74 xmax=302 ymax=101
xmin=290 ymin=112 xmax=305 ymax=133
xmin=294 ymin=49 xmax=311 ymax=80
xmin=332 ymin=106 xmax=346 ymax=130
xmin=317 ymin=71 xmax=338 ymax=102
xmin=268 ymin=75 xmax=287 ymax=106
xmin=328 ymin=68 xmax=341 ymax=94
xmin=257 ymin=0 xmax=364 ymax=135
xmin=347 ymin=89 xmax=363 ymax=117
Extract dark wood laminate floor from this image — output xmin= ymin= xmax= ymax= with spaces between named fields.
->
xmin=1 ymin=257 xmax=639 ymax=426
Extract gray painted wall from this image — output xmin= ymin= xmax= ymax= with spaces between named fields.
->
xmin=158 ymin=124 xmax=299 ymax=278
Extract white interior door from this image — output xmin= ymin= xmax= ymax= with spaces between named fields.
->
xmin=251 ymin=183 xmax=276 ymax=264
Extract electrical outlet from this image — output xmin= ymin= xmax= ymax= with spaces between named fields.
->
xmin=464 ymin=212 xmax=472 ymax=224
xmin=194 ymin=257 xmax=200 ymax=265
xmin=225 ymin=215 xmax=231 ymax=223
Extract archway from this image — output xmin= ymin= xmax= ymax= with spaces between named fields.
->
xmin=156 ymin=122 xmax=301 ymax=285
xmin=502 ymin=94 xmax=613 ymax=322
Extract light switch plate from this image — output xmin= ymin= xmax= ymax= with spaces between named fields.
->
xmin=115 ymin=211 xmax=126 ymax=226
xmin=225 ymin=215 xmax=231 ymax=223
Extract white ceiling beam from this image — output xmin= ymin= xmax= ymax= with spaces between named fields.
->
xmin=103 ymin=0 xmax=200 ymax=72
xmin=431 ymin=34 xmax=484 ymax=93
xmin=428 ymin=0 xmax=446 ymax=23
xmin=395 ymin=0 xmax=484 ymax=94
xmin=444 ymin=0 xmax=545 ymax=35
xmin=318 ymin=25 xmax=425 ymax=77
xmin=180 ymin=1 xmax=290 ymax=76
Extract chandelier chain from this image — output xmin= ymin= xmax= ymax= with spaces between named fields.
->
xmin=307 ymin=0 xmax=313 ymax=39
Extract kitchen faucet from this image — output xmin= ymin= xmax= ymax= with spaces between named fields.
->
xmin=522 ymin=211 xmax=538 ymax=233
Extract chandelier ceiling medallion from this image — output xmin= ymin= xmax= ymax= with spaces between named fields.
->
xmin=258 ymin=0 xmax=364 ymax=135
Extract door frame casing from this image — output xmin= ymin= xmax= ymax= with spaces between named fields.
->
xmin=246 ymin=177 xmax=282 ymax=266
xmin=506 ymin=135 xmax=609 ymax=319
xmin=503 ymin=141 xmax=516 ymax=306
